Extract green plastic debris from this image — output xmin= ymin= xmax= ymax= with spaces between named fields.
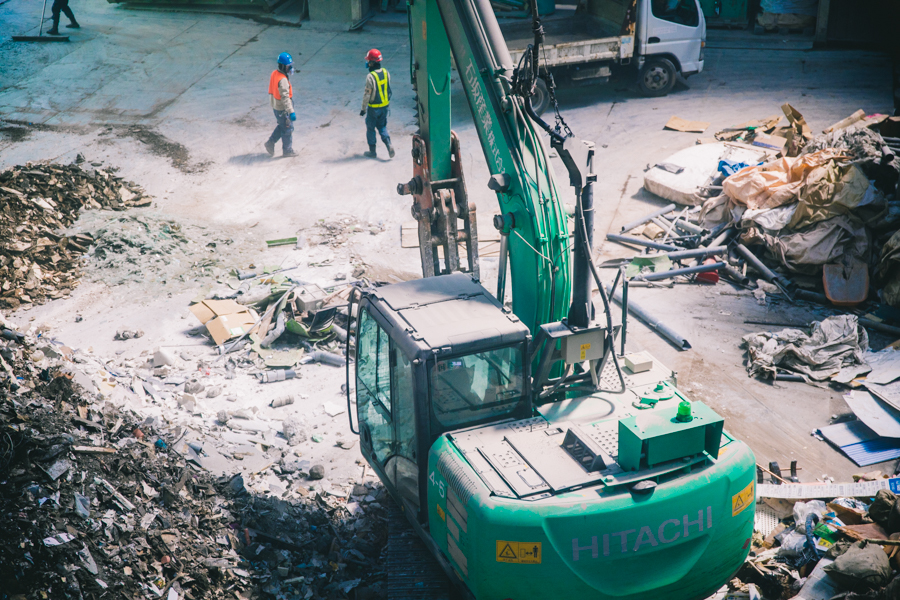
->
xmin=311 ymin=435 xmax=323 ymax=443
xmin=266 ymin=237 xmax=298 ymax=248
xmin=625 ymin=255 xmax=672 ymax=279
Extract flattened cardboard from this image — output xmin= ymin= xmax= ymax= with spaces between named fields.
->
xmin=664 ymin=116 xmax=710 ymax=133
xmin=190 ymin=299 xmax=257 ymax=345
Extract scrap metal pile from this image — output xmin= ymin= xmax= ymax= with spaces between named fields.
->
xmin=0 ymin=159 xmax=152 ymax=309
xmin=0 ymin=315 xmax=388 ymax=600
xmin=610 ymin=108 xmax=900 ymax=351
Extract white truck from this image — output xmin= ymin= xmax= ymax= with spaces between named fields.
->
xmin=499 ymin=0 xmax=706 ymax=112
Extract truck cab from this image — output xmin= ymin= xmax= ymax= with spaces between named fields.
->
xmin=636 ymin=0 xmax=706 ymax=95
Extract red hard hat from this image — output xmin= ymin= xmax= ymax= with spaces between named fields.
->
xmin=365 ymin=48 xmax=383 ymax=62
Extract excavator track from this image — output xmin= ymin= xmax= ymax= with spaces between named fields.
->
xmin=387 ymin=500 xmax=453 ymax=600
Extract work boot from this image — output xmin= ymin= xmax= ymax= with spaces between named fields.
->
xmin=264 ymin=140 xmax=275 ymax=156
xmin=386 ymin=143 xmax=395 ymax=159
xmin=283 ymin=149 xmax=298 ymax=158
xmin=363 ymin=145 xmax=377 ymax=159
xmin=47 ymin=27 xmax=61 ymax=35
xmin=66 ymin=21 xmax=80 ymax=28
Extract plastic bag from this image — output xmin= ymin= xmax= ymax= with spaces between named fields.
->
xmin=778 ymin=530 xmax=809 ymax=557
xmin=794 ymin=500 xmax=827 ymax=534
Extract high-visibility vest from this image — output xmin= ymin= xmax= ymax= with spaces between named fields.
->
xmin=368 ymin=69 xmax=390 ymax=108
xmin=268 ymin=70 xmax=292 ymax=100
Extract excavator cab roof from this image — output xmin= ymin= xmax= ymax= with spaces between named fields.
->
xmin=366 ymin=273 xmax=529 ymax=360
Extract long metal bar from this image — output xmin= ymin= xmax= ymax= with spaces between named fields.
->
xmin=619 ymin=204 xmax=676 ymax=233
xmin=661 ymin=213 xmax=704 ymax=235
xmin=636 ymin=262 xmax=725 ymax=282
xmin=620 ymin=277 xmax=628 ymax=355
xmin=638 ymin=246 xmax=727 ymax=261
xmin=734 ymin=243 xmax=792 ymax=296
xmin=606 ymin=233 xmax=680 ymax=252
xmin=609 ymin=287 xmax=690 ymax=350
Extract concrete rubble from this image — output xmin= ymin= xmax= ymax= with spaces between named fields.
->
xmin=0 ymin=307 xmax=388 ymax=600
xmin=0 ymin=159 xmax=152 ymax=309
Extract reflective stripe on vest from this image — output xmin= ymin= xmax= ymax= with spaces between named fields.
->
xmin=268 ymin=70 xmax=292 ymax=100
xmin=368 ymin=69 xmax=389 ymax=108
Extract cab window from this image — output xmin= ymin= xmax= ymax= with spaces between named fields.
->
xmin=651 ymin=0 xmax=699 ymax=26
xmin=357 ymin=309 xmax=393 ymax=463
xmin=430 ymin=345 xmax=525 ymax=428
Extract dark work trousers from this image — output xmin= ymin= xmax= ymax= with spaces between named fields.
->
xmin=267 ymin=109 xmax=293 ymax=153
xmin=365 ymin=106 xmax=391 ymax=148
xmin=50 ymin=0 xmax=77 ymax=29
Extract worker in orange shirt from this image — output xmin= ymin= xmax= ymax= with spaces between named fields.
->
xmin=265 ymin=53 xmax=297 ymax=158
xmin=360 ymin=49 xmax=394 ymax=159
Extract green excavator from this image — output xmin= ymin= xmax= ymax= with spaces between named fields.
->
xmin=343 ymin=0 xmax=757 ymax=597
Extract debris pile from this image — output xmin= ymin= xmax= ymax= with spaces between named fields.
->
xmin=0 ymin=315 xmax=388 ymax=600
xmin=618 ymin=109 xmax=900 ymax=351
xmin=725 ymin=475 xmax=900 ymax=600
xmin=0 ymin=161 xmax=152 ymax=308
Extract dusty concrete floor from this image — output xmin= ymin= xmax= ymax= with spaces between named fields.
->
xmin=1 ymin=0 xmax=895 ymax=484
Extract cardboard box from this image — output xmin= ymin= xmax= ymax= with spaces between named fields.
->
xmin=190 ymin=299 xmax=258 ymax=346
xmin=751 ymin=132 xmax=787 ymax=152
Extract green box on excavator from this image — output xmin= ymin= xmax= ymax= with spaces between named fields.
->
xmin=617 ymin=401 xmax=724 ymax=471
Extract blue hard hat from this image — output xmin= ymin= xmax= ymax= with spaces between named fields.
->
xmin=277 ymin=52 xmax=293 ymax=66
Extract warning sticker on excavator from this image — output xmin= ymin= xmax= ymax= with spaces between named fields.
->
xmin=732 ymin=481 xmax=754 ymax=516
xmin=496 ymin=541 xmax=542 ymax=564
xmin=579 ymin=343 xmax=591 ymax=361
xmin=436 ymin=504 xmax=446 ymax=521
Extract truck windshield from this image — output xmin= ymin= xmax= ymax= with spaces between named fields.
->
xmin=430 ymin=346 xmax=525 ymax=427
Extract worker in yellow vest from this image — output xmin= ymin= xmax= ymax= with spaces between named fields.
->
xmin=360 ymin=49 xmax=394 ymax=159
xmin=265 ymin=53 xmax=297 ymax=158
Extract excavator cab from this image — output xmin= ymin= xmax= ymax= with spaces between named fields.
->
xmin=346 ymin=273 xmax=532 ymax=521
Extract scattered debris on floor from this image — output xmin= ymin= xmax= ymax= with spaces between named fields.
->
xmin=0 ymin=159 xmax=152 ymax=308
xmin=712 ymin=472 xmax=900 ymax=600
xmin=0 ymin=309 xmax=388 ymax=600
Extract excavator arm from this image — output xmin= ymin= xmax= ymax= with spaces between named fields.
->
xmin=401 ymin=0 xmax=572 ymax=335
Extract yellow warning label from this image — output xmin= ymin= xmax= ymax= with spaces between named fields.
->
xmin=496 ymin=541 xmax=542 ymax=564
xmin=436 ymin=504 xmax=446 ymax=521
xmin=732 ymin=481 xmax=754 ymax=517
xmin=579 ymin=343 xmax=591 ymax=361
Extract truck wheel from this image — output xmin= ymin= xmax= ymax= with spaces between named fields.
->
xmin=531 ymin=77 xmax=551 ymax=116
xmin=638 ymin=58 xmax=677 ymax=97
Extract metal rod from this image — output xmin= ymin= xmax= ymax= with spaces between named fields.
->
xmin=636 ymin=262 xmax=725 ymax=282
xmin=639 ymin=246 xmax=727 ymax=261
xmin=859 ymin=318 xmax=900 ymax=337
xmin=609 ymin=286 xmax=691 ymax=350
xmin=720 ymin=264 xmax=750 ymax=285
xmin=734 ymin=243 xmax=792 ymax=296
xmin=621 ymin=277 xmax=628 ymax=355
xmin=661 ymin=214 xmax=704 ymax=235
xmin=606 ymin=233 xmax=680 ymax=252
xmin=619 ymin=204 xmax=676 ymax=234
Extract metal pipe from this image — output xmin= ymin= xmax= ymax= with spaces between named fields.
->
xmin=720 ymin=264 xmax=750 ymax=286
xmin=568 ymin=171 xmax=594 ymax=328
xmin=301 ymin=350 xmax=346 ymax=367
xmin=661 ymin=213 xmax=704 ymax=235
xmin=636 ymin=262 xmax=725 ymax=282
xmin=734 ymin=243 xmax=792 ymax=293
xmin=639 ymin=246 xmax=727 ymax=262
xmin=859 ymin=318 xmax=900 ymax=337
xmin=608 ymin=287 xmax=691 ymax=350
xmin=619 ymin=204 xmax=676 ymax=234
xmin=606 ymin=234 xmax=680 ymax=252
xmin=620 ymin=278 xmax=628 ymax=355
xmin=332 ymin=323 xmax=348 ymax=342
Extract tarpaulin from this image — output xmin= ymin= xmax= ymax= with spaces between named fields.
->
xmin=723 ymin=149 xmax=848 ymax=211
xmin=742 ymin=315 xmax=868 ymax=381
xmin=741 ymin=215 xmax=868 ymax=274
xmin=874 ymin=229 xmax=900 ymax=309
